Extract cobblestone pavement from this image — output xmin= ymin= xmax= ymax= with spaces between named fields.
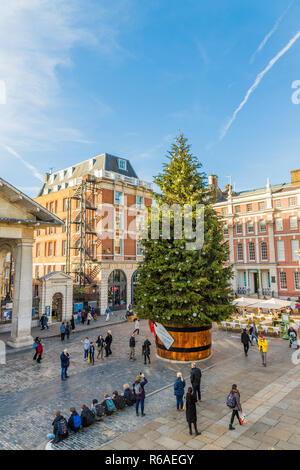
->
xmin=0 ymin=324 xmax=298 ymax=450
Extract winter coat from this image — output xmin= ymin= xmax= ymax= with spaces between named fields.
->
xmin=81 ymin=407 xmax=96 ymax=427
xmin=129 ymin=337 xmax=136 ymax=348
xmin=258 ymin=338 xmax=268 ymax=353
xmin=241 ymin=331 xmax=250 ymax=345
xmin=105 ymin=334 xmax=112 ymax=346
xmin=174 ymin=377 xmax=186 ymax=397
xmin=186 ymin=392 xmax=197 ymax=424
xmin=232 ymin=390 xmax=242 ymax=412
xmin=60 ymin=324 xmax=66 ymax=334
xmin=37 ymin=342 xmax=43 ymax=355
xmin=190 ymin=367 xmax=201 ymax=386
xmin=60 ymin=352 xmax=70 ymax=368
xmin=142 ymin=340 xmax=151 ymax=355
xmin=133 ymin=377 xmax=148 ymax=400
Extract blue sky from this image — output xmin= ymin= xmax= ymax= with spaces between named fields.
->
xmin=1 ymin=0 xmax=300 ymax=196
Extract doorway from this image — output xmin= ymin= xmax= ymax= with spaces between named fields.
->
xmin=52 ymin=293 xmax=63 ymax=322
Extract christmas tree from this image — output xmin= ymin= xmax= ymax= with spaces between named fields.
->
xmin=135 ymin=134 xmax=234 ymax=326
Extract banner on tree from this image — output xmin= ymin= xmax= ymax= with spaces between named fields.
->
xmin=154 ymin=323 xmax=174 ymax=350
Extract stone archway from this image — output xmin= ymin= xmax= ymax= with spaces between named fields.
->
xmin=39 ymin=271 xmax=73 ymax=324
xmin=52 ymin=292 xmax=63 ymax=322
xmin=107 ymin=269 xmax=127 ymax=310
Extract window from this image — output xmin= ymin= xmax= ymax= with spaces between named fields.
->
xmin=248 ymin=242 xmax=255 ymax=261
xmin=136 ymin=196 xmax=143 ymax=207
xmin=279 ymin=272 xmax=287 ymax=290
xmin=115 ymin=211 xmax=123 ymax=231
xmin=62 ymin=220 xmax=66 ymax=233
xmin=237 ymin=243 xmax=243 ymax=261
xmin=260 ymin=242 xmax=268 ymax=261
xmin=48 ymin=242 xmax=53 ymax=256
xmin=115 ymin=191 xmax=123 ymax=205
xmin=275 ymin=200 xmax=281 ymax=208
xmin=118 ymin=159 xmax=127 ymax=171
xmin=277 ymin=240 xmax=285 ymax=261
xmin=294 ymin=272 xmax=300 ymax=290
xmin=36 ymin=244 xmax=40 ymax=257
xmin=236 ymin=222 xmax=242 ymax=234
xmin=291 ymin=239 xmax=299 ymax=262
xmin=36 ymin=229 xmax=40 ymax=237
xmin=247 ymin=221 xmax=254 ymax=233
xmin=49 ymin=227 xmax=53 ymax=235
xmin=235 ymin=205 xmax=241 ymax=213
xmin=289 ymin=197 xmax=297 ymax=207
xmin=62 ymin=240 xmax=67 ymax=257
xmin=275 ymin=218 xmax=283 ymax=231
xmin=258 ymin=202 xmax=265 ymax=211
xmin=259 ymin=220 xmax=266 ymax=232
xmin=223 ymin=224 xmax=228 ymax=235
xmin=63 ymin=198 xmax=68 ymax=212
xmin=221 ymin=207 xmax=227 ymax=216
xmin=114 ymin=238 xmax=123 ymax=255
xmin=247 ymin=204 xmax=252 ymax=212
xmin=290 ymin=216 xmax=298 ymax=230
xmin=136 ymin=239 xmax=144 ymax=256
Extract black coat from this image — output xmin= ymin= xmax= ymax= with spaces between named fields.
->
xmin=186 ymin=393 xmax=197 ymax=424
xmin=190 ymin=367 xmax=201 ymax=386
xmin=142 ymin=340 xmax=151 ymax=355
xmin=105 ymin=334 xmax=112 ymax=346
xmin=241 ymin=331 xmax=250 ymax=345
xmin=81 ymin=407 xmax=96 ymax=427
xmin=129 ymin=337 xmax=135 ymax=348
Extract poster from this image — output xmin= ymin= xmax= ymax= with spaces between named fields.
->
xmin=154 ymin=322 xmax=174 ymax=350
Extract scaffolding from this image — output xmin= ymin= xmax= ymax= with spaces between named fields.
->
xmin=66 ymin=177 xmax=102 ymax=287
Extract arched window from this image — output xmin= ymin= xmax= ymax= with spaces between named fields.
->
xmin=108 ymin=270 xmax=127 ymax=310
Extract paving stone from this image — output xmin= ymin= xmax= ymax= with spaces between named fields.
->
xmin=155 ymin=436 xmax=182 ymax=449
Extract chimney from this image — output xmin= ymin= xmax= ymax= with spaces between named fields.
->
xmin=291 ymin=169 xmax=300 ymax=185
xmin=208 ymin=174 xmax=218 ymax=191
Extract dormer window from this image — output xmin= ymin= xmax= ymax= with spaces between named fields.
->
xmin=67 ymin=167 xmax=75 ymax=178
xmin=118 ymin=159 xmax=127 ymax=171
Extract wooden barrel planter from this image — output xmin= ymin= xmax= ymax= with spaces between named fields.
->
xmin=156 ymin=324 xmax=212 ymax=362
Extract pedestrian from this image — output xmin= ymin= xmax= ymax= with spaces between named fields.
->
xmin=33 ymin=337 xmax=40 ymax=361
xmin=51 ymin=411 xmax=69 ymax=443
xmin=190 ymin=362 xmax=202 ymax=402
xmin=66 ymin=322 xmax=71 ymax=340
xmin=60 ymin=322 xmax=66 ymax=341
xmin=77 ymin=311 xmax=81 ymax=325
xmin=258 ymin=334 xmax=268 ymax=367
xmin=185 ymin=387 xmax=200 ymax=436
xmin=249 ymin=323 xmax=258 ymax=345
xmin=142 ymin=338 xmax=151 ymax=365
xmin=36 ymin=339 xmax=43 ymax=363
xmin=133 ymin=373 xmax=148 ymax=417
xmin=227 ymin=384 xmax=242 ymax=430
xmin=89 ymin=341 xmax=95 ymax=365
xmin=96 ymin=335 xmax=104 ymax=360
xmin=67 ymin=408 xmax=81 ymax=433
xmin=60 ymin=349 xmax=70 ymax=380
xmin=81 ymin=310 xmax=85 ymax=325
xmin=174 ymin=372 xmax=186 ymax=411
xmin=40 ymin=314 xmax=45 ymax=330
xmin=104 ymin=330 xmax=112 ymax=357
xmin=129 ymin=334 xmax=136 ymax=360
xmin=80 ymin=404 xmax=96 ymax=427
xmin=133 ymin=318 xmax=140 ymax=335
xmin=81 ymin=337 xmax=90 ymax=361
xmin=105 ymin=306 xmax=111 ymax=322
xmin=241 ymin=328 xmax=251 ymax=356
xmin=87 ymin=311 xmax=92 ymax=325
xmin=70 ymin=314 xmax=75 ymax=331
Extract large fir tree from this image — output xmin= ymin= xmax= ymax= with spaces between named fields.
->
xmin=135 ymin=134 xmax=234 ymax=326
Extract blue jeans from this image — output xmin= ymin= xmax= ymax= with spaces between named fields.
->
xmin=176 ymin=395 xmax=184 ymax=410
xmin=61 ymin=367 xmax=67 ymax=380
xmin=84 ymin=349 xmax=89 ymax=360
xmin=251 ymin=334 xmax=258 ymax=344
xmin=136 ymin=398 xmax=144 ymax=414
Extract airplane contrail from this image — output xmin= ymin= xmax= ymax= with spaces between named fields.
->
xmin=1 ymin=144 xmax=44 ymax=182
xmin=220 ymin=30 xmax=300 ymax=141
xmin=250 ymin=0 xmax=294 ymax=63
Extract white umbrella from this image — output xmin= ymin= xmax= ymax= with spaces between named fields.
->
xmin=233 ymin=297 xmax=258 ymax=307
xmin=250 ymin=298 xmax=291 ymax=310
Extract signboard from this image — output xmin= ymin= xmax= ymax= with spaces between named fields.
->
xmin=45 ymin=305 xmax=51 ymax=316
xmin=282 ymin=314 xmax=290 ymax=323
xmin=154 ymin=323 xmax=174 ymax=350
xmin=74 ymin=303 xmax=83 ymax=313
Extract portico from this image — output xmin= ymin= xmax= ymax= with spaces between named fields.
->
xmin=0 ymin=178 xmax=63 ymax=347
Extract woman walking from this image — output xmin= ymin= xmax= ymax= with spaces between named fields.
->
xmin=228 ymin=384 xmax=242 ymax=430
xmin=36 ymin=339 xmax=43 ymax=363
xmin=174 ymin=372 xmax=186 ymax=411
xmin=96 ymin=335 xmax=104 ymax=360
xmin=185 ymin=387 xmax=200 ymax=436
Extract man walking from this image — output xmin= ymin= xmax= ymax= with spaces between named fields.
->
xmin=249 ymin=324 xmax=258 ymax=345
xmin=133 ymin=318 xmax=140 ymax=335
xmin=258 ymin=334 xmax=268 ymax=367
xmin=129 ymin=334 xmax=136 ymax=361
xmin=60 ymin=349 xmax=70 ymax=380
xmin=190 ymin=362 xmax=202 ymax=402
xmin=60 ymin=322 xmax=66 ymax=341
xmin=105 ymin=330 xmax=113 ymax=357
xmin=241 ymin=328 xmax=251 ymax=356
xmin=142 ymin=338 xmax=151 ymax=365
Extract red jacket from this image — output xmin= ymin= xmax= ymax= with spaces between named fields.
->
xmin=37 ymin=343 xmax=43 ymax=355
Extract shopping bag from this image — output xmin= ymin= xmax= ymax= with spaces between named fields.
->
xmin=240 ymin=414 xmax=248 ymax=425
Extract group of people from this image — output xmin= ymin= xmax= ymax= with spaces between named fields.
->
xmin=76 ymin=307 xmax=98 ymax=325
xmin=49 ymin=373 xmax=148 ymax=444
xmin=173 ymin=363 xmax=202 ymax=436
xmin=33 ymin=337 xmax=44 ymax=363
xmin=129 ymin=333 xmax=151 ymax=364
xmin=240 ymin=326 xmax=268 ymax=366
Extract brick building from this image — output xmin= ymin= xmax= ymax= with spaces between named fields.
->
xmin=33 ymin=153 xmax=152 ymax=316
xmin=212 ymin=170 xmax=300 ymax=300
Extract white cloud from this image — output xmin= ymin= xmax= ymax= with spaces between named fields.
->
xmin=220 ymin=31 xmax=300 ymax=140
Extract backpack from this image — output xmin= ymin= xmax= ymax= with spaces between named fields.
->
xmin=33 ymin=342 xmax=38 ymax=349
xmin=73 ymin=414 xmax=81 ymax=430
xmin=226 ymin=393 xmax=236 ymax=409
xmin=57 ymin=417 xmax=68 ymax=436
xmin=125 ymin=390 xmax=135 ymax=406
xmin=114 ymin=396 xmax=126 ymax=410
xmin=95 ymin=403 xmax=105 ymax=418
xmin=134 ymin=382 xmax=142 ymax=396
xmin=105 ymin=399 xmax=116 ymax=414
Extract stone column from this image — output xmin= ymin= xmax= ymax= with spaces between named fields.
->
xmin=7 ymin=238 xmax=34 ymax=348
xmin=99 ymin=269 xmax=109 ymax=315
